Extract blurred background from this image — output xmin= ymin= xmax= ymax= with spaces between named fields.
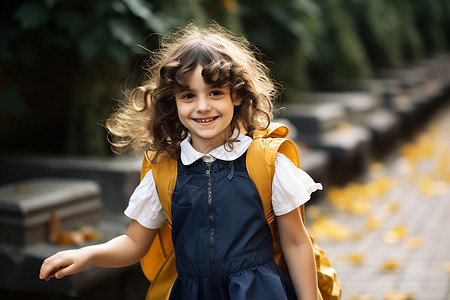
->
xmin=1 ymin=0 xmax=449 ymax=156
xmin=1 ymin=0 xmax=450 ymax=300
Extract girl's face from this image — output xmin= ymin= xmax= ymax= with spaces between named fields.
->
xmin=175 ymin=64 xmax=241 ymax=154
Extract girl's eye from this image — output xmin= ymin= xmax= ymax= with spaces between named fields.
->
xmin=181 ymin=93 xmax=195 ymax=99
xmin=210 ymin=90 xmax=223 ymax=97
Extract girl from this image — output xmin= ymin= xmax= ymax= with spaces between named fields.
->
xmin=40 ymin=23 xmax=321 ymax=300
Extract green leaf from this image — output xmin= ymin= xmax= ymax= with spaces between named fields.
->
xmin=112 ymin=1 xmax=127 ymax=14
xmin=121 ymin=0 xmax=153 ymax=20
xmin=121 ymin=0 xmax=168 ymax=32
xmin=14 ymin=2 xmax=49 ymax=29
xmin=108 ymin=19 xmax=141 ymax=46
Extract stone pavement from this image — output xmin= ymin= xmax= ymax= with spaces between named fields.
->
xmin=306 ymin=103 xmax=450 ymax=300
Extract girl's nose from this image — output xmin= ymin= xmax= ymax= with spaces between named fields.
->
xmin=196 ymin=96 xmax=211 ymax=112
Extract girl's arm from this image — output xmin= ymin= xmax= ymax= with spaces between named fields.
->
xmin=277 ymin=208 xmax=319 ymax=300
xmin=39 ymin=220 xmax=157 ymax=281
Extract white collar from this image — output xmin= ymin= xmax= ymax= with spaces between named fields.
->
xmin=180 ymin=130 xmax=252 ymax=165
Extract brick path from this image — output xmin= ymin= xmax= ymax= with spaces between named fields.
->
xmin=307 ymin=103 xmax=450 ymax=300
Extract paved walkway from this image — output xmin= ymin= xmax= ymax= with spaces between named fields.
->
xmin=306 ymin=103 xmax=450 ymax=300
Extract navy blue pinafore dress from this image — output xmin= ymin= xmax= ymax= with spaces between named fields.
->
xmin=169 ymin=152 xmax=297 ymax=300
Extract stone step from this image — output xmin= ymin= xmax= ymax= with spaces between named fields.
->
xmin=0 ymin=178 xmax=101 ymax=247
xmin=0 ymin=157 xmax=141 ymax=215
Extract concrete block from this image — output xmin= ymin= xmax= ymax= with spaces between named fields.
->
xmin=0 ymin=156 xmax=141 ymax=214
xmin=0 ymin=178 xmax=101 ymax=246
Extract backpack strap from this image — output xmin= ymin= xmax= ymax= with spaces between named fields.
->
xmin=145 ymin=150 xmax=178 ymax=225
xmin=246 ymin=123 xmax=304 ymax=275
xmin=248 ymin=126 xmax=342 ymax=300
xmin=247 ymin=124 xmax=304 ymax=224
xmin=139 ymin=151 xmax=178 ymax=300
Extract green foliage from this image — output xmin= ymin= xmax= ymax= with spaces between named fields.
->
xmin=410 ymin=0 xmax=447 ymax=55
xmin=307 ymin=0 xmax=372 ymax=90
xmin=440 ymin=0 xmax=450 ymax=49
xmin=240 ymin=0 xmax=322 ymax=100
xmin=1 ymin=0 xmax=204 ymax=155
xmin=1 ymin=0 xmax=449 ymax=155
xmin=344 ymin=0 xmax=404 ymax=69
xmin=392 ymin=0 xmax=425 ymax=63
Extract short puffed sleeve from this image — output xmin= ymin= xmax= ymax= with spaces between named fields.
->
xmin=271 ymin=153 xmax=323 ymax=216
xmin=124 ymin=169 xmax=167 ymax=229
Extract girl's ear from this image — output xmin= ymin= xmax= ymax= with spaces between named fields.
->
xmin=233 ymin=98 xmax=242 ymax=106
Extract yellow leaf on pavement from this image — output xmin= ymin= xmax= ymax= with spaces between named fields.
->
xmin=384 ymin=290 xmax=414 ymax=300
xmin=384 ymin=225 xmax=407 ymax=244
xmin=346 ymin=253 xmax=365 ymax=264
xmin=387 ymin=202 xmax=401 ymax=213
xmin=306 ymin=205 xmax=321 ymax=220
xmin=444 ymin=262 xmax=450 ymax=273
xmin=379 ymin=260 xmax=400 ymax=271
xmin=405 ymin=237 xmax=423 ymax=249
xmin=366 ymin=216 xmax=381 ymax=230
xmin=351 ymin=295 xmax=374 ymax=300
xmin=308 ymin=217 xmax=356 ymax=241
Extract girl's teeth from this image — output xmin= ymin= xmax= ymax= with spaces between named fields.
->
xmin=197 ymin=118 xmax=214 ymax=123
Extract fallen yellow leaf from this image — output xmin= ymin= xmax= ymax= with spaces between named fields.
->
xmin=351 ymin=199 xmax=371 ymax=215
xmin=379 ymin=259 xmax=400 ymax=271
xmin=366 ymin=216 xmax=381 ymax=230
xmin=306 ymin=205 xmax=321 ymax=220
xmin=444 ymin=262 xmax=450 ymax=273
xmin=351 ymin=295 xmax=374 ymax=300
xmin=308 ymin=217 xmax=356 ymax=241
xmin=405 ymin=237 xmax=423 ymax=249
xmin=384 ymin=290 xmax=414 ymax=300
xmin=386 ymin=202 xmax=401 ymax=213
xmin=346 ymin=253 xmax=365 ymax=264
xmin=384 ymin=225 xmax=407 ymax=244
xmin=48 ymin=213 xmax=101 ymax=246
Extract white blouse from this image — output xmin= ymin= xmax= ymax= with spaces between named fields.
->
xmin=124 ymin=132 xmax=323 ymax=229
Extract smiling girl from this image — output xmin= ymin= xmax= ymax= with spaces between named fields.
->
xmin=39 ymin=23 xmax=321 ymax=300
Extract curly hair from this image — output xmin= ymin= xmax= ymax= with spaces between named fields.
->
xmin=106 ymin=23 xmax=279 ymax=162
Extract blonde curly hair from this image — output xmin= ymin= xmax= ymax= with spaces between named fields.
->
xmin=106 ymin=23 xmax=279 ymax=162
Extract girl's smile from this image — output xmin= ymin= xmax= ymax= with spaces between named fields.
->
xmin=175 ymin=64 xmax=241 ymax=153
xmin=194 ymin=116 xmax=218 ymax=123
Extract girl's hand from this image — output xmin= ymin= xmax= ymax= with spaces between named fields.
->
xmin=39 ymin=221 xmax=158 ymax=281
xmin=39 ymin=247 xmax=91 ymax=281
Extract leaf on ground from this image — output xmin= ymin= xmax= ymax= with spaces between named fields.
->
xmin=379 ymin=260 xmax=400 ymax=271
xmin=405 ymin=237 xmax=423 ymax=249
xmin=384 ymin=224 xmax=407 ymax=244
xmin=308 ymin=217 xmax=357 ymax=241
xmin=351 ymin=295 xmax=375 ymax=300
xmin=366 ymin=216 xmax=381 ymax=230
xmin=384 ymin=290 xmax=414 ymax=300
xmin=346 ymin=253 xmax=365 ymax=264
xmin=48 ymin=213 xmax=101 ymax=246
xmin=443 ymin=262 xmax=450 ymax=273
xmin=306 ymin=205 xmax=322 ymax=220
xmin=386 ymin=202 xmax=401 ymax=213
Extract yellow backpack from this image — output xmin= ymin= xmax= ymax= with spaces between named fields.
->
xmin=139 ymin=123 xmax=341 ymax=300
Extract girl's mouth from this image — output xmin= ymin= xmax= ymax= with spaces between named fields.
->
xmin=193 ymin=116 xmax=219 ymax=123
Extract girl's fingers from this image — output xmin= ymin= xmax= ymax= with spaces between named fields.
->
xmin=40 ymin=249 xmax=90 ymax=280
xmin=40 ymin=254 xmax=70 ymax=280
xmin=41 ymin=270 xmax=56 ymax=281
xmin=55 ymin=264 xmax=79 ymax=279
